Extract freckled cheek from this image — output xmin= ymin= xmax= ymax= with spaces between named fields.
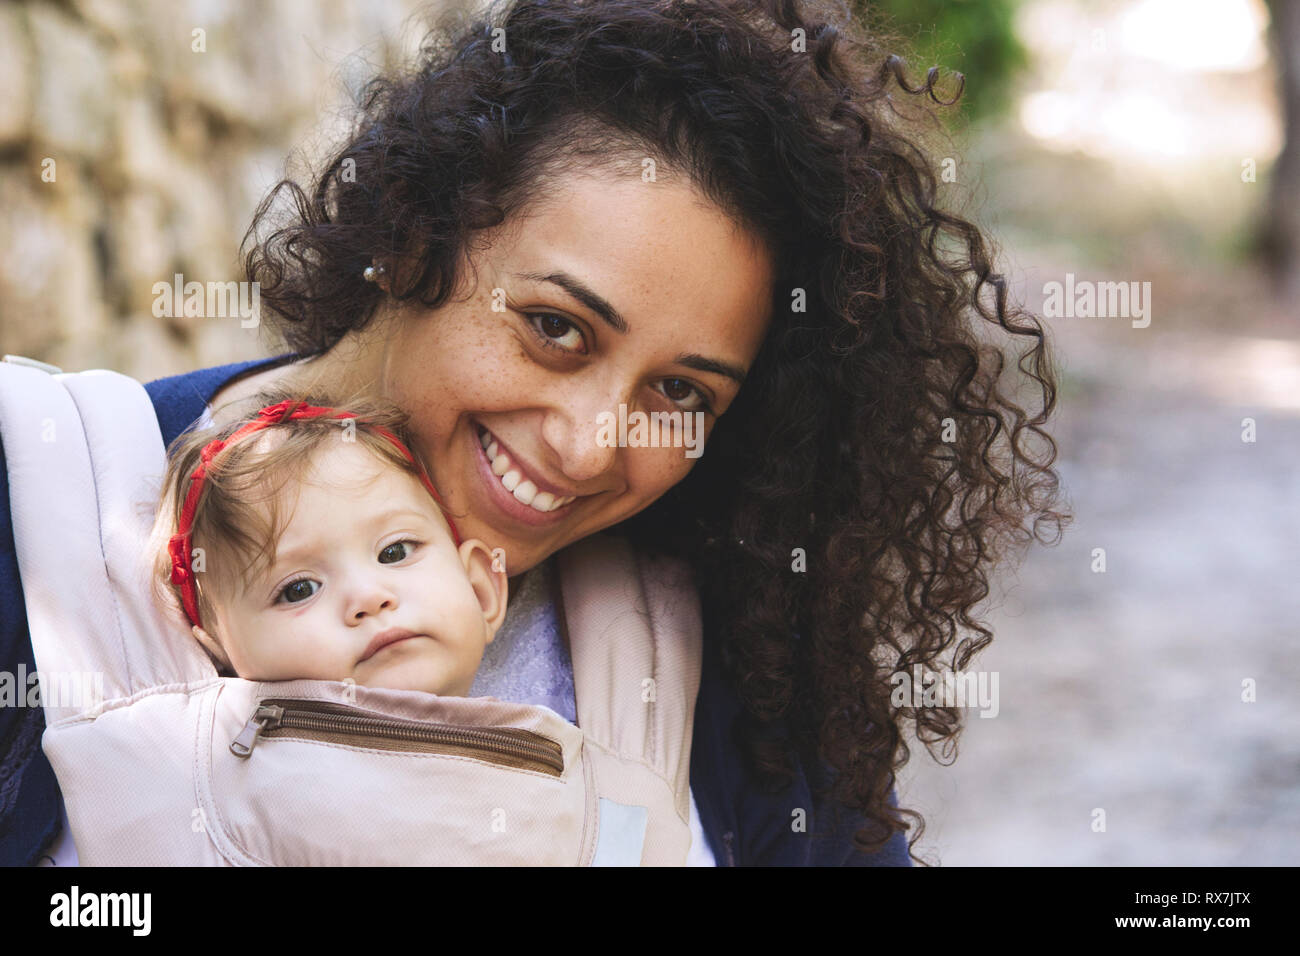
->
xmin=416 ymin=354 xmax=525 ymax=441
xmin=392 ymin=339 xmax=485 ymax=420
xmin=625 ymin=450 xmax=697 ymax=500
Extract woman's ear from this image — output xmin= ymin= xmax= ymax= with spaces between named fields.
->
xmin=459 ymin=539 xmax=509 ymax=642
xmin=192 ymin=624 xmax=233 ymax=673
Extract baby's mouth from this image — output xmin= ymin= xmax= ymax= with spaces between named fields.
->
xmin=359 ymin=628 xmax=423 ymax=663
xmin=476 ymin=426 xmax=578 ymax=514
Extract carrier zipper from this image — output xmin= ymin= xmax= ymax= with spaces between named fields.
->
xmin=230 ymin=698 xmax=564 ymax=776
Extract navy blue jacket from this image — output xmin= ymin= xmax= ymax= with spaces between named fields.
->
xmin=0 ymin=354 xmax=911 ymax=867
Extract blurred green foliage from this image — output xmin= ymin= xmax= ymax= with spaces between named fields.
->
xmin=853 ymin=0 xmax=1028 ymax=123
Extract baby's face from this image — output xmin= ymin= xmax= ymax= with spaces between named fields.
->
xmin=195 ymin=440 xmax=506 ymax=697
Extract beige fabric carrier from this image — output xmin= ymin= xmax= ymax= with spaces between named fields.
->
xmin=0 ymin=359 xmax=702 ymax=865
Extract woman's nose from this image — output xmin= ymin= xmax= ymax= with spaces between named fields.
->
xmin=541 ymin=390 xmax=623 ymax=485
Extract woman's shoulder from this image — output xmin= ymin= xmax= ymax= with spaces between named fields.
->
xmin=692 ymin=626 xmax=913 ymax=866
xmin=144 ymin=351 xmax=299 ymax=447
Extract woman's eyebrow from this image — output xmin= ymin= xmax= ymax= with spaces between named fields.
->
xmin=675 ymin=353 xmax=747 ymax=385
xmin=513 ymin=271 xmax=629 ymax=333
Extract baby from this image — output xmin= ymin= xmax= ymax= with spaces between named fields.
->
xmin=150 ymin=389 xmax=507 ymax=698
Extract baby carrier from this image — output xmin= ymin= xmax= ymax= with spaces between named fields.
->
xmin=0 ymin=357 xmax=702 ymax=865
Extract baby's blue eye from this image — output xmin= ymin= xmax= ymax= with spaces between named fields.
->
xmin=379 ymin=541 xmax=414 ymax=564
xmin=279 ymin=579 xmax=318 ymax=604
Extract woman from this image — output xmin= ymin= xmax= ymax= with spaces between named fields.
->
xmin=0 ymin=0 xmax=1067 ymax=865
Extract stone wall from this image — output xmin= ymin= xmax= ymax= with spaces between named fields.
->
xmin=0 ymin=0 xmax=463 ymax=380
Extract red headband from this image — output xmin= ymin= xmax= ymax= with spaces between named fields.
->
xmin=167 ymin=398 xmax=461 ymax=630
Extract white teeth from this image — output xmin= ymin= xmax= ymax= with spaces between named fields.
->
xmin=479 ymin=427 xmax=577 ymax=513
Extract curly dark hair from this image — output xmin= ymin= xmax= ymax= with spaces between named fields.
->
xmin=243 ymin=0 xmax=1071 ymax=864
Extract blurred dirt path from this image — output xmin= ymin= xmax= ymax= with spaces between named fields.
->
xmin=896 ymin=271 xmax=1300 ymax=866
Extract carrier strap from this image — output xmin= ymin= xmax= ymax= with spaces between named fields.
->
xmin=556 ymin=535 xmax=702 ymax=825
xmin=0 ymin=363 xmax=217 ymax=722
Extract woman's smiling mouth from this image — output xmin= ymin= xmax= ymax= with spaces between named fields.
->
xmin=472 ymin=423 xmax=582 ymax=526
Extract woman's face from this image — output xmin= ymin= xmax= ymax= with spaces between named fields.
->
xmin=370 ymin=170 xmax=774 ymax=575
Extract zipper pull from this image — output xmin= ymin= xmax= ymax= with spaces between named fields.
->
xmin=230 ymin=704 xmax=285 ymax=757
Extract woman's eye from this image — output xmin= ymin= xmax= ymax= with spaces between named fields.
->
xmin=378 ymin=541 xmax=416 ymax=564
xmin=278 ymin=578 xmax=319 ymax=604
xmin=657 ymin=377 xmax=711 ymax=413
xmin=527 ymin=313 xmax=586 ymax=353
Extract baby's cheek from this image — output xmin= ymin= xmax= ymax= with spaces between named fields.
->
xmin=233 ymin=634 xmax=307 ymax=682
xmin=215 ymin=630 xmax=254 ymax=677
xmin=449 ymin=592 xmax=490 ymax=650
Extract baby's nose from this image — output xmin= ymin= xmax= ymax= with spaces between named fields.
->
xmin=349 ymin=587 xmax=397 ymax=622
